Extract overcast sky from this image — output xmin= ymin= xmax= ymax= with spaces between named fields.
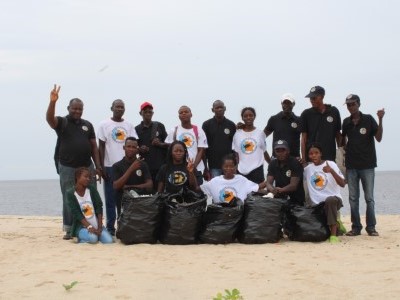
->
xmin=1 ymin=0 xmax=399 ymax=180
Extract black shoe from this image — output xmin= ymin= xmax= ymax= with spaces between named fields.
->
xmin=345 ymin=230 xmax=361 ymax=236
xmin=63 ymin=232 xmax=72 ymax=240
xmin=367 ymin=230 xmax=379 ymax=236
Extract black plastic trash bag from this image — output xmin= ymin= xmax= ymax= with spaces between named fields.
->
xmin=117 ymin=191 xmax=164 ymax=245
xmin=199 ymin=199 xmax=244 ymax=244
xmin=159 ymin=189 xmax=207 ymax=245
xmin=238 ymin=193 xmax=287 ymax=244
xmin=285 ymin=203 xmax=330 ymax=242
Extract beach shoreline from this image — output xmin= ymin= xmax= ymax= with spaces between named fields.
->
xmin=1 ymin=215 xmax=399 ymax=299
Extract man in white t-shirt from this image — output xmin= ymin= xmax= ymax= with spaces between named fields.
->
xmin=97 ymin=99 xmax=138 ymax=235
xmin=165 ymin=105 xmax=208 ymax=184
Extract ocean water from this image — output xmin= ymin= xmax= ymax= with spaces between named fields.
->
xmin=0 ymin=171 xmax=399 ymax=216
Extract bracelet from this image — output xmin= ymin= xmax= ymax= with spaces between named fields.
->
xmin=87 ymin=225 xmax=93 ymax=230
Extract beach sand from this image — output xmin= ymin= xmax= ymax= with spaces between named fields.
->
xmin=0 ymin=215 xmax=399 ymax=300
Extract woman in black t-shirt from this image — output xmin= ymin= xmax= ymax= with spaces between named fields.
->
xmin=156 ymin=141 xmax=199 ymax=193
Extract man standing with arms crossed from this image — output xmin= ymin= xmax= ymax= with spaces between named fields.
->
xmin=46 ymin=84 xmax=101 ymax=240
xmin=342 ymin=94 xmax=384 ymax=237
xmin=98 ymin=99 xmax=137 ymax=236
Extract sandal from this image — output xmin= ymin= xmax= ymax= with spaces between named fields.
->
xmin=345 ymin=230 xmax=361 ymax=236
xmin=337 ymin=219 xmax=347 ymax=235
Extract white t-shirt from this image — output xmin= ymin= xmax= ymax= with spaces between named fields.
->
xmin=97 ymin=119 xmax=138 ymax=167
xmin=74 ymin=188 xmax=99 ymax=229
xmin=200 ymin=174 xmax=259 ymax=203
xmin=232 ymin=128 xmax=266 ymax=175
xmin=304 ymin=160 xmax=344 ymax=205
xmin=165 ymin=125 xmax=208 ymax=172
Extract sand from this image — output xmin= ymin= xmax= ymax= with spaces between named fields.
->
xmin=0 ymin=215 xmax=399 ymax=299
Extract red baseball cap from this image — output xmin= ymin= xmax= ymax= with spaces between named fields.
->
xmin=140 ymin=101 xmax=153 ymax=111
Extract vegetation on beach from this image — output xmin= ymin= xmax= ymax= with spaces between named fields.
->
xmin=213 ymin=288 xmax=243 ymax=300
xmin=62 ymin=281 xmax=78 ymax=291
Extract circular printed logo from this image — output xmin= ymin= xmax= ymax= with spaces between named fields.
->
xmin=224 ymin=128 xmax=230 ymax=135
xmin=326 ymin=116 xmax=333 ymax=123
xmin=219 ymin=187 xmax=237 ymax=203
xmin=311 ymin=87 xmax=316 ymax=92
xmin=310 ymin=171 xmax=328 ymax=191
xmin=178 ymin=132 xmax=195 ymax=149
xmin=136 ymin=170 xmax=142 ymax=177
xmin=360 ymin=128 xmax=367 ymax=135
xmin=168 ymin=171 xmax=187 ymax=186
xmin=240 ymin=138 xmax=257 ymax=154
xmin=81 ymin=203 xmax=94 ymax=218
xmin=82 ymin=125 xmax=88 ymax=131
xmin=112 ymin=127 xmax=128 ymax=143
xmin=286 ymin=170 xmax=292 ymax=177
xmin=291 ymin=122 xmax=298 ymax=128
xmin=156 ymin=131 xmax=159 ymax=137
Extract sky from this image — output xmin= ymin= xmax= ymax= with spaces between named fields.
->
xmin=1 ymin=0 xmax=399 ymax=180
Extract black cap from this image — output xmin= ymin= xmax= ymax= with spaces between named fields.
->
xmin=305 ymin=86 xmax=325 ymax=98
xmin=273 ymin=140 xmax=289 ymax=150
xmin=345 ymin=94 xmax=360 ymax=104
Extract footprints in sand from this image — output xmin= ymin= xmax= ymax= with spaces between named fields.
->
xmin=34 ymin=280 xmax=55 ymax=287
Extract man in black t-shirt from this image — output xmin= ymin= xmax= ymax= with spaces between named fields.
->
xmin=202 ymin=100 xmax=236 ymax=179
xmin=264 ymin=93 xmax=301 ymax=162
xmin=301 ymin=86 xmax=341 ymax=162
xmin=46 ymin=84 xmax=102 ymax=240
xmin=112 ymin=137 xmax=153 ymax=215
xmin=135 ymin=101 xmax=168 ymax=191
xmin=266 ymin=140 xmax=305 ymax=205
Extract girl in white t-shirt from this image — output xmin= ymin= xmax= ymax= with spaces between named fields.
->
xmin=201 ymin=154 xmax=266 ymax=203
xmin=304 ymin=143 xmax=346 ymax=243
xmin=232 ymin=107 xmax=267 ymax=184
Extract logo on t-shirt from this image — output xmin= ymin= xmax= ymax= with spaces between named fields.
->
xmin=136 ymin=170 xmax=142 ymax=177
xmin=80 ymin=202 xmax=94 ymax=218
xmin=286 ymin=170 xmax=292 ymax=177
xmin=168 ymin=171 xmax=187 ymax=185
xmin=82 ymin=125 xmax=89 ymax=131
xmin=112 ymin=127 xmax=128 ymax=143
xmin=291 ymin=122 xmax=298 ymax=128
xmin=178 ymin=132 xmax=195 ymax=149
xmin=219 ymin=187 xmax=237 ymax=202
xmin=310 ymin=172 xmax=328 ymax=190
xmin=240 ymin=138 xmax=257 ymax=154
xmin=326 ymin=116 xmax=333 ymax=123
xmin=224 ymin=128 xmax=230 ymax=135
xmin=360 ymin=128 xmax=367 ymax=135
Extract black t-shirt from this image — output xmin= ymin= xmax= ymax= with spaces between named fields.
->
xmin=112 ymin=157 xmax=151 ymax=196
xmin=135 ymin=121 xmax=167 ymax=172
xmin=202 ymin=117 xmax=236 ymax=169
xmin=267 ymin=157 xmax=305 ymax=205
xmin=342 ymin=112 xmax=378 ymax=169
xmin=156 ymin=164 xmax=190 ymax=194
xmin=264 ymin=112 xmax=301 ymax=157
xmin=301 ymin=105 xmax=341 ymax=161
xmin=56 ymin=116 xmax=95 ymax=168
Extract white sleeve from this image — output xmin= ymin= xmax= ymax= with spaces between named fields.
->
xmin=165 ymin=127 xmax=175 ymax=144
xmin=97 ymin=122 xmax=106 ymax=142
xmin=200 ymin=181 xmax=212 ymax=196
xmin=232 ymin=132 xmax=239 ymax=152
xmin=260 ymin=130 xmax=267 ymax=151
xmin=197 ymin=127 xmax=208 ymax=148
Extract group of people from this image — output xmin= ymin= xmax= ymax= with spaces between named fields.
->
xmin=46 ymin=84 xmax=384 ymax=244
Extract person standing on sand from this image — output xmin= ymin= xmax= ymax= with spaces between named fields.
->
xmin=46 ymin=84 xmax=102 ymax=240
xmin=341 ymin=94 xmax=385 ymax=237
xmin=263 ymin=94 xmax=302 ymax=163
xmin=202 ymin=100 xmax=236 ymax=179
xmin=98 ymin=99 xmax=137 ymax=236
xmin=301 ymin=86 xmax=342 ymax=163
xmin=135 ymin=101 xmax=168 ymax=191
xmin=165 ymin=106 xmax=208 ymax=185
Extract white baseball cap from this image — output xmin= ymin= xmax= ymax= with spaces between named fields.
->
xmin=281 ymin=93 xmax=295 ymax=104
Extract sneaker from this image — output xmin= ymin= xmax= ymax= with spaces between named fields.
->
xmin=337 ymin=219 xmax=347 ymax=235
xmin=346 ymin=230 xmax=361 ymax=237
xmin=367 ymin=230 xmax=379 ymax=237
xmin=63 ymin=232 xmax=72 ymax=240
xmin=329 ymin=236 xmax=340 ymax=243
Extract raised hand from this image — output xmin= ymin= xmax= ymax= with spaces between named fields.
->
xmin=187 ymin=158 xmax=195 ymax=173
xmin=377 ymin=108 xmax=385 ymax=120
xmin=50 ymin=84 xmax=61 ymax=103
xmin=322 ymin=161 xmax=333 ymax=174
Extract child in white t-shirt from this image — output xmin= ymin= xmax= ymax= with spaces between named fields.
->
xmin=201 ymin=154 xmax=266 ymax=204
xmin=304 ymin=143 xmax=346 ymax=243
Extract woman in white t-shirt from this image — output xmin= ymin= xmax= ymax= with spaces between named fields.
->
xmin=201 ymin=154 xmax=266 ymax=204
xmin=304 ymin=143 xmax=346 ymax=243
xmin=232 ymin=107 xmax=267 ymax=184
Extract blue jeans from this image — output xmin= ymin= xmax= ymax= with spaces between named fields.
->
xmin=347 ymin=168 xmax=376 ymax=232
xmin=59 ymin=163 xmax=96 ymax=233
xmin=78 ymin=226 xmax=114 ymax=244
xmin=103 ymin=167 xmax=117 ymax=233
xmin=210 ymin=168 xmax=223 ymax=178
